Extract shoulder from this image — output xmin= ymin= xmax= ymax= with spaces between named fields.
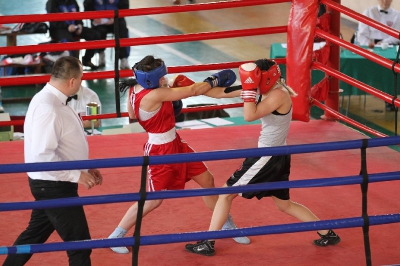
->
xmin=389 ymin=7 xmax=400 ymax=14
xmin=270 ymin=86 xmax=288 ymax=97
xmin=31 ymin=92 xmax=64 ymax=118
xmin=364 ymin=6 xmax=378 ymax=15
xmin=85 ymin=87 xmax=97 ymax=95
xmin=84 ymin=87 xmax=100 ymax=100
xmin=263 ymin=87 xmax=290 ymax=104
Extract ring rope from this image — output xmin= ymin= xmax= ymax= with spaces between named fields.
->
xmin=1 ymin=136 xmax=400 ymax=265
xmin=2 ymin=170 xmax=400 ymax=212
xmin=312 ymin=99 xmax=388 ymax=137
xmin=1 ymin=213 xmax=400 ymax=257
xmin=0 ymin=1 xmax=286 ymax=25
xmin=0 ymin=26 xmax=286 ymax=56
xmin=1 ymin=136 xmax=400 ymax=175
xmin=1 ymin=2 xmax=400 ymax=264
xmin=315 ymin=0 xmax=400 ymax=136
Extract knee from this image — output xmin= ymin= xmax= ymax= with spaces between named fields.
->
xmin=219 ymin=193 xmax=236 ymax=202
xmin=194 ymin=171 xmax=215 ymax=189
xmin=203 ymin=173 xmax=215 ymax=188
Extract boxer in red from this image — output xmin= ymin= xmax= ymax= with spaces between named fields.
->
xmin=108 ymin=55 xmax=250 ymax=254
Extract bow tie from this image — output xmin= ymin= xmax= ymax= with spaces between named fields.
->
xmin=66 ymin=94 xmax=78 ymax=104
xmin=380 ymin=9 xmax=388 ymax=14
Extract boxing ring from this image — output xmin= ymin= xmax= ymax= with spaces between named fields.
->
xmin=1 ymin=1 xmax=400 ymax=265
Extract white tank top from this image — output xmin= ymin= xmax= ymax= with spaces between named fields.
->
xmin=258 ymin=107 xmax=292 ymax=148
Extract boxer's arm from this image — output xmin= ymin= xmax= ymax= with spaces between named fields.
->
xmin=127 ymin=89 xmax=136 ymax=119
xmin=203 ymin=85 xmax=241 ymax=98
xmin=147 ymin=81 xmax=211 ymax=105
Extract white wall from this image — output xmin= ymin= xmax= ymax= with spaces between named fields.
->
xmin=341 ymin=0 xmax=400 ymax=22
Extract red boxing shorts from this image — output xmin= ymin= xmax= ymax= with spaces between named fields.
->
xmin=145 ymin=134 xmax=207 ymax=192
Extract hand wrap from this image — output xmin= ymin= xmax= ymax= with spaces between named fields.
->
xmin=240 ymin=90 xmax=257 ymax=103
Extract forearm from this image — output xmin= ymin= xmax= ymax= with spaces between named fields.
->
xmin=243 ymin=102 xmax=258 ymax=122
xmin=382 ymin=36 xmax=400 ymax=44
xmin=191 ymin=82 xmax=212 ymax=96
xmin=203 ymin=86 xmax=241 ymax=99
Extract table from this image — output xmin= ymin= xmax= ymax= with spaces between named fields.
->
xmin=0 ymin=31 xmax=39 ymax=46
xmin=0 ymin=28 xmax=48 ymax=47
xmin=270 ymin=43 xmax=399 ymax=96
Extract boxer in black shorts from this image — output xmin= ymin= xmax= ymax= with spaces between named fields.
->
xmin=186 ymin=58 xmax=341 ymax=257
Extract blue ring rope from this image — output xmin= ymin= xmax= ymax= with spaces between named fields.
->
xmin=1 ymin=137 xmax=400 ymax=260
xmin=1 ymin=137 xmax=400 ymax=174
xmin=1 ymin=214 xmax=400 ymax=255
xmin=1 ymin=171 xmax=399 ymax=212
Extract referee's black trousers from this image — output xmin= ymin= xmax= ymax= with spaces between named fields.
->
xmin=2 ymin=178 xmax=92 ymax=266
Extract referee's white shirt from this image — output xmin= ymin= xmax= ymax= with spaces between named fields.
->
xmin=358 ymin=5 xmax=400 ymax=46
xmin=24 ymin=83 xmax=88 ymax=182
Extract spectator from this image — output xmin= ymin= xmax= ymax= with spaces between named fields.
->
xmin=66 ymin=84 xmax=101 ymax=129
xmin=357 ymin=0 xmax=400 ymax=46
xmin=83 ymin=0 xmax=131 ymax=70
xmin=46 ymin=0 xmax=101 ymax=70
xmin=357 ymin=0 xmax=400 ymax=111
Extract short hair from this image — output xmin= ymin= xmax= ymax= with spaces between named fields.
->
xmin=133 ymin=55 xmax=163 ymax=72
xmin=254 ymin=58 xmax=276 ymax=71
xmin=51 ymin=56 xmax=82 ymax=81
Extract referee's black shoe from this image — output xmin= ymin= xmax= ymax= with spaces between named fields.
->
xmin=185 ymin=240 xmax=215 ymax=256
xmin=313 ymin=230 xmax=341 ymax=246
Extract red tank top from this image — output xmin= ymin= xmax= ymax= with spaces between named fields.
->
xmin=130 ymin=86 xmax=175 ymax=133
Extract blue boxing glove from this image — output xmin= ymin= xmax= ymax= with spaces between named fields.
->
xmin=172 ymin=100 xmax=183 ymax=117
xmin=204 ymin=69 xmax=236 ymax=88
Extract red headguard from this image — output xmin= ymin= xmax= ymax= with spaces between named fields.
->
xmin=254 ymin=59 xmax=281 ymax=94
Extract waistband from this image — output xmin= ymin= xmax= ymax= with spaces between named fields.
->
xmin=147 ymin=127 xmax=176 ymax=145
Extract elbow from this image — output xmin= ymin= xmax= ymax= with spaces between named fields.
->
xmin=243 ymin=110 xmax=258 ymax=122
xmin=243 ymin=114 xmax=254 ymax=122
